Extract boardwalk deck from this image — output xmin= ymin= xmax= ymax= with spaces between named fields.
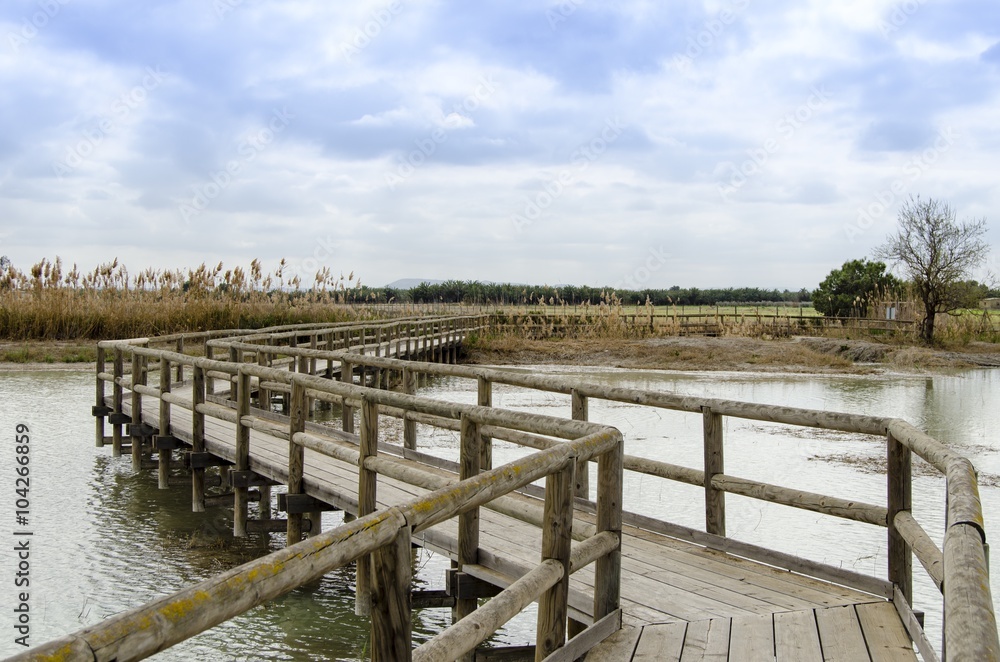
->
xmin=114 ymin=377 xmax=912 ymax=659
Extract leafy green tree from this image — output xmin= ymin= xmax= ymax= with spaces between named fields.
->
xmin=813 ymin=259 xmax=901 ymax=318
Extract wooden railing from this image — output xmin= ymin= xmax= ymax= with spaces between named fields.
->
xmin=19 ymin=314 xmax=999 ymax=661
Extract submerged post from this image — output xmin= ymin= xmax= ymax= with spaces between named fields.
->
xmin=130 ymin=352 xmax=146 ymax=471
xmin=234 ymin=366 xmax=251 ymax=537
xmin=191 ymin=365 xmax=206 ymax=512
xmin=357 ymin=395 xmax=379 ymax=617
xmin=95 ymin=345 xmax=106 ymax=447
xmin=158 ymin=356 xmax=172 ymax=490
xmin=287 ymin=380 xmax=306 ymax=544
xmin=112 ymin=347 xmax=124 ymax=457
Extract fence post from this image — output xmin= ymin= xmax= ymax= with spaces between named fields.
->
xmin=131 ymin=352 xmax=146 ymax=471
xmin=455 ymin=413 xmax=481 ymax=635
xmin=287 ymin=380 xmax=306 ymax=544
xmin=234 ymin=366 xmax=251 ymax=537
xmin=371 ymin=523 xmax=413 ymax=662
xmin=357 ymin=395 xmax=379 ymax=617
xmin=191 ymin=366 xmax=206 ymax=513
xmin=257 ymin=349 xmax=271 ymax=410
xmin=536 ymin=460 xmax=575 ymax=660
xmin=888 ymin=430 xmax=913 ymax=604
xmin=205 ymin=342 xmax=215 ymax=396
xmin=478 ymin=377 xmax=493 ymax=470
xmin=595 ymin=434 xmax=623 ymax=621
xmin=175 ymin=337 xmax=184 ymax=382
xmin=341 ymin=358 xmax=355 ymax=434
xmin=95 ymin=346 xmax=106 ymax=447
xmin=571 ymin=389 xmax=589 ymax=499
xmin=112 ymin=348 xmax=124 ymax=457
xmin=403 ymin=368 xmax=417 ymax=450
xmin=703 ymin=407 xmax=726 ymax=537
xmin=158 ymin=357 xmax=172 ymax=489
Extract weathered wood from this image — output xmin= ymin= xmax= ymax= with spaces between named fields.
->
xmin=277 ymin=493 xmax=338 ymax=514
xmin=455 ymin=413 xmax=482 ymax=636
xmin=815 ymin=605 xmax=869 ymax=660
xmin=774 ymin=609 xmax=822 ymax=661
xmin=535 ymin=461 xmax=574 ymax=661
xmin=413 ymin=559 xmax=564 ymax=662
xmin=678 ymin=617 xmax=730 ymax=661
xmin=888 ymin=430 xmax=913 ymax=604
xmin=158 ymin=357 xmax=172 ymax=489
xmin=702 ymin=407 xmax=725 ymax=537
xmin=544 ymin=609 xmax=620 ymax=662
xmin=595 ymin=431 xmax=623 ymax=621
xmin=856 ymin=601 xmax=917 ymax=661
xmin=729 ymin=613 xmax=775 ymax=662
xmin=403 ymin=367 xmax=417 ymax=450
xmin=95 ymin=345 xmax=106 ymax=447
xmin=341 ymin=357 xmax=355 ymax=434
xmin=710 ymin=474 xmax=888 ymax=526
xmin=944 ymin=522 xmax=999 ymax=661
xmin=571 ymin=389 xmax=589 ymax=498
xmin=191 ymin=365 xmax=206 ymax=512
xmin=233 ymin=368 xmax=251 ymax=537
xmin=479 ymin=376 xmax=493 ymax=471
xmin=112 ymin=347 xmax=124 ymax=457
xmin=894 ymin=511 xmax=943 ymax=591
xmin=371 ymin=525 xmax=412 ymax=662
xmin=286 ymin=380 xmax=307 ymax=545
xmin=893 ymin=586 xmax=940 ymax=662
xmin=357 ymin=395 xmax=379 ymax=617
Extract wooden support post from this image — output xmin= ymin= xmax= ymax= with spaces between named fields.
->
xmin=158 ymin=357 xmax=171 ymax=490
xmin=205 ymin=343 xmax=215 ymax=396
xmin=174 ymin=337 xmax=184 ymax=382
xmin=571 ymin=389 xmax=589 ymax=499
xmin=357 ymin=396 xmax=379 ymax=617
xmin=191 ymin=366 xmax=206 ymax=513
xmin=478 ymin=376 xmax=492 ymax=471
xmin=112 ymin=348 xmax=124 ymax=457
xmin=371 ymin=524 xmax=413 ymax=662
xmin=309 ymin=334 xmax=317 ymax=376
xmin=341 ymin=358 xmax=355 ymax=434
xmin=306 ymin=511 xmax=322 ymax=537
xmin=286 ymin=380 xmax=307 ymax=545
xmin=595 ymin=435 xmax=623 ymax=621
xmin=888 ymin=430 xmax=913 ymax=604
xmin=536 ymin=461 xmax=574 ymax=661
xmin=259 ymin=484 xmax=272 ymax=521
xmin=131 ymin=353 xmax=146 ymax=472
xmin=402 ymin=368 xmax=417 ymax=450
xmin=257 ymin=349 xmax=270 ymax=410
xmin=703 ymin=407 xmax=726 ymax=537
xmin=233 ymin=367 xmax=251 ymax=537
xmin=454 ymin=413 xmax=481 ymax=634
xmin=95 ymin=346 xmax=106 ymax=447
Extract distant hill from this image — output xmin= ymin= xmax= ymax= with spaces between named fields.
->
xmin=384 ymin=278 xmax=446 ymax=289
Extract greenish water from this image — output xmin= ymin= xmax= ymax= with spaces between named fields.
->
xmin=1 ymin=367 xmax=997 ymax=659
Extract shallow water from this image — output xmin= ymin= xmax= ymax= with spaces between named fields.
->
xmin=0 ymin=367 xmax=997 ymax=659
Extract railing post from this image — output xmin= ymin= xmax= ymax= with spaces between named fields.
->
xmin=478 ymin=376 xmax=492 ymax=470
xmin=341 ymin=358 xmax=355 ymax=434
xmin=131 ymin=352 xmax=146 ymax=471
xmin=888 ymin=430 xmax=913 ymax=604
xmin=309 ymin=333 xmax=317 ymax=376
xmin=191 ymin=366 xmax=206 ymax=512
xmin=536 ymin=460 xmax=575 ymax=661
xmin=95 ymin=345 xmax=106 ymax=447
xmin=595 ymin=433 xmax=623 ymax=621
xmin=234 ymin=366 xmax=251 ymax=537
xmin=403 ymin=367 xmax=417 ymax=450
xmin=455 ymin=413 xmax=481 ymax=637
xmin=174 ymin=337 xmax=184 ymax=382
xmin=371 ymin=523 xmax=413 ymax=662
xmin=571 ymin=389 xmax=589 ymax=499
xmin=112 ymin=347 xmax=124 ymax=457
xmin=357 ymin=395 xmax=379 ymax=617
xmin=205 ymin=342 xmax=215 ymax=396
xmin=702 ymin=406 xmax=726 ymax=537
xmin=287 ymin=379 xmax=306 ymax=544
xmin=257 ymin=349 xmax=271 ymax=411
xmin=158 ymin=357 xmax=171 ymax=489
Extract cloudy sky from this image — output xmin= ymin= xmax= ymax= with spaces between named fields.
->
xmin=1 ymin=0 xmax=997 ymax=290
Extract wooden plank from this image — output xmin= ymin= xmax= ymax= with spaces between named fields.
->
xmin=678 ymin=618 xmax=730 ymax=662
xmin=855 ymin=601 xmax=917 ymax=661
xmin=580 ymin=624 xmax=641 ymax=662
xmin=632 ymin=622 xmax=687 ymax=661
xmin=729 ymin=613 xmax=774 ymax=662
xmin=774 ymin=609 xmax=822 ymax=661
xmin=815 ymin=605 xmax=869 ymax=661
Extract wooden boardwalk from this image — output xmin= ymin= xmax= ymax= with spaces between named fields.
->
xmin=16 ymin=316 xmax=997 ymax=661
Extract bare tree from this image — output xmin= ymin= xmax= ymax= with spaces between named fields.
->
xmin=874 ymin=196 xmax=990 ymax=343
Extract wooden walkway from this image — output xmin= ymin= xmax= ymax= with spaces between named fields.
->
xmin=112 ymin=370 xmax=918 ymax=658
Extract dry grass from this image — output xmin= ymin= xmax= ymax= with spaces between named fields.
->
xmin=0 ymin=257 xmax=379 ymax=340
